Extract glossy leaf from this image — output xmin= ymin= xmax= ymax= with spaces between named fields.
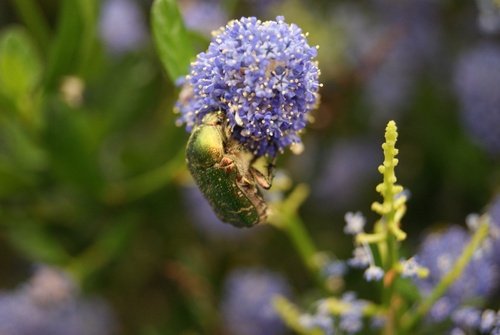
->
xmin=151 ymin=0 xmax=195 ymax=83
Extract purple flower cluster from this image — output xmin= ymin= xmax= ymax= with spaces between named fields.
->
xmin=476 ymin=0 xmax=500 ymax=34
xmin=220 ymin=267 xmax=291 ymax=335
xmin=416 ymin=225 xmax=499 ymax=322
xmin=488 ymin=194 xmax=500 ymax=267
xmin=452 ymin=306 xmax=500 ymax=334
xmin=179 ymin=0 xmax=228 ymax=35
xmin=0 ymin=265 xmax=115 ymax=335
xmin=176 ymin=16 xmax=321 ymax=157
xmin=99 ymin=0 xmax=147 ymax=56
xmin=454 ymin=42 xmax=500 ymax=157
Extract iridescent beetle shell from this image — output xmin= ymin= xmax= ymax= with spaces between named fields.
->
xmin=186 ymin=112 xmax=273 ymax=228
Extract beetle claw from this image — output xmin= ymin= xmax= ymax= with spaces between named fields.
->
xmin=250 ymin=167 xmax=272 ymax=189
xmin=221 ymin=157 xmax=233 ymax=166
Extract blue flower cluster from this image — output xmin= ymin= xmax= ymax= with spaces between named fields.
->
xmin=179 ymin=0 xmax=227 ymax=35
xmin=175 ymin=16 xmax=321 ymax=157
xmin=454 ymin=42 xmax=500 ymax=157
xmin=220 ymin=267 xmax=291 ymax=335
xmin=416 ymin=225 xmax=499 ymax=322
xmin=99 ymin=0 xmax=147 ymax=56
xmin=0 ymin=265 xmax=115 ymax=335
xmin=475 ymin=0 xmax=500 ymax=34
xmin=452 ymin=306 xmax=500 ymax=334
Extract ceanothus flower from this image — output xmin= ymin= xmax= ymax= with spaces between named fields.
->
xmin=179 ymin=0 xmax=228 ymax=35
xmin=0 ymin=265 xmax=115 ymax=335
xmin=454 ymin=42 xmax=500 ymax=156
xmin=452 ymin=307 xmax=500 ymax=334
xmin=220 ymin=267 xmax=291 ymax=335
xmin=476 ymin=0 xmax=500 ymax=34
xmin=175 ymin=16 xmax=321 ymax=157
xmin=416 ymin=225 xmax=499 ymax=321
xmin=488 ymin=194 xmax=500 ymax=267
xmin=99 ymin=0 xmax=147 ymax=55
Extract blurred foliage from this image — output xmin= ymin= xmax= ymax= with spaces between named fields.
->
xmin=0 ymin=0 xmax=499 ymax=334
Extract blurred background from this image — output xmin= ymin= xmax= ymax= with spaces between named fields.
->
xmin=0 ymin=0 xmax=499 ymax=334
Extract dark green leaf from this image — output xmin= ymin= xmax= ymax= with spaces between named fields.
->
xmin=7 ymin=220 xmax=71 ymax=264
xmin=43 ymin=0 xmax=83 ymax=91
xmin=151 ymin=0 xmax=195 ymax=83
xmin=43 ymin=98 xmax=103 ymax=196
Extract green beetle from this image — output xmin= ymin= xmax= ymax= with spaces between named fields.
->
xmin=186 ymin=111 xmax=274 ymax=228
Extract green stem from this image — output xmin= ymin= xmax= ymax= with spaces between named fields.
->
xmin=103 ymin=149 xmax=185 ymax=204
xmin=11 ymin=0 xmax=51 ymax=52
xmin=282 ymin=210 xmax=317 ymax=273
xmin=400 ymin=220 xmax=490 ymax=333
xmin=270 ymin=184 xmax=323 ymax=284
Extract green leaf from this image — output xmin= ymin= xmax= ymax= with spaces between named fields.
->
xmin=0 ymin=117 xmax=47 ymax=171
xmin=0 ymin=26 xmax=43 ymax=114
xmin=151 ymin=0 xmax=195 ymax=83
xmin=0 ymin=156 xmax=37 ymax=198
xmin=43 ymin=0 xmax=84 ymax=91
xmin=67 ymin=217 xmax=139 ymax=280
xmin=9 ymin=0 xmax=51 ymax=51
xmin=7 ymin=220 xmax=71 ymax=264
xmin=43 ymin=98 xmax=103 ymax=196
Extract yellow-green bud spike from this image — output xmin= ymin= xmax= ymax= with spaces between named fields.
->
xmin=372 ymin=120 xmax=407 ymax=239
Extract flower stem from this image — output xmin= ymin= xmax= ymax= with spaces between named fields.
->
xmin=269 ymin=184 xmax=321 ymax=279
xmin=282 ymin=209 xmax=317 ymax=273
xmin=400 ymin=218 xmax=490 ymax=333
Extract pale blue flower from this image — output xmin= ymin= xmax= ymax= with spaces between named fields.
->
xmin=363 ymin=265 xmax=384 ymax=282
xmin=344 ymin=211 xmax=366 ymax=235
xmin=348 ymin=246 xmax=371 ymax=269
xmin=400 ymin=256 xmax=424 ymax=278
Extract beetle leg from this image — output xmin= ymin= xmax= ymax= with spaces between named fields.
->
xmin=220 ymin=156 xmax=236 ymax=174
xmin=250 ymin=167 xmax=272 ymax=189
xmin=237 ymin=174 xmax=255 ymax=186
xmin=249 ymin=156 xmax=276 ymax=190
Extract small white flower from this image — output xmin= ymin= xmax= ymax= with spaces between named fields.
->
xmin=344 ymin=211 xmax=366 ymax=235
xmin=364 ymin=265 xmax=384 ymax=282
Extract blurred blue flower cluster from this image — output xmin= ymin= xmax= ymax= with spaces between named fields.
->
xmin=221 ymin=267 xmax=291 ymax=335
xmin=416 ymin=225 xmax=499 ymax=322
xmin=0 ymin=265 xmax=115 ymax=335
xmin=454 ymin=42 xmax=500 ymax=157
